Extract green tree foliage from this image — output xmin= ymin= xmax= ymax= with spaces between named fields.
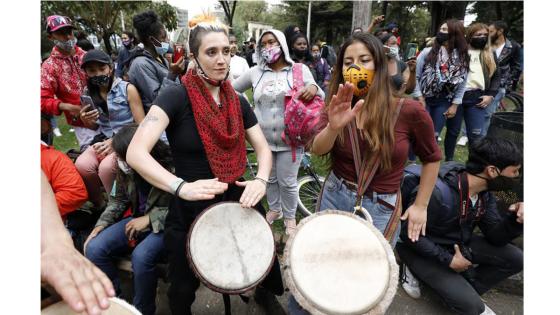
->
xmin=372 ymin=2 xmax=431 ymax=49
xmin=468 ymin=1 xmax=523 ymax=43
xmin=41 ymin=1 xmax=177 ymax=56
xmin=232 ymin=0 xmax=268 ymax=41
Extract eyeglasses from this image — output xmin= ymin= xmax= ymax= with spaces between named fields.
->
xmin=47 ymin=15 xmax=72 ymax=31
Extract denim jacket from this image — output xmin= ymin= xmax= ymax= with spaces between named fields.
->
xmin=84 ymin=77 xmax=134 ymax=138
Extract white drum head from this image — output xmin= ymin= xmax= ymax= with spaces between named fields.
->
xmin=188 ymin=202 xmax=275 ymax=293
xmin=284 ymin=210 xmax=398 ymax=315
xmin=41 ymin=297 xmax=141 ymax=315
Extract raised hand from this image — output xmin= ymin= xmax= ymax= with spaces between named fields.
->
xmin=327 ymin=83 xmax=364 ymax=131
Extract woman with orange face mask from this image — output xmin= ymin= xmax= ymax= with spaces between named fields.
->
xmin=310 ymin=32 xmax=441 ymax=247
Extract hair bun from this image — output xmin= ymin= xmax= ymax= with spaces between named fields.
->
xmin=188 ymin=13 xmax=221 ymax=29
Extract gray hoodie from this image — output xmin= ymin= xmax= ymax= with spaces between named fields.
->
xmin=233 ymin=29 xmax=325 ymax=152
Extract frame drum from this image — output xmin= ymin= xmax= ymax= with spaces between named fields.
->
xmin=187 ymin=202 xmax=275 ymax=294
xmin=284 ymin=210 xmax=399 ymax=315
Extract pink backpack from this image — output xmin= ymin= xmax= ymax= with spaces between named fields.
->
xmin=282 ymin=63 xmax=325 ymax=161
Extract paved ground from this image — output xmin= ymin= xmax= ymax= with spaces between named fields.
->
xmin=119 ymin=276 xmax=522 ymax=315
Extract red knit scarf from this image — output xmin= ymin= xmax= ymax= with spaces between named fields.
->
xmin=181 ymin=69 xmax=246 ymax=183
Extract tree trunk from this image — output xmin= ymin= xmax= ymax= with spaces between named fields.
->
xmin=496 ymin=2 xmax=503 ymax=20
xmin=429 ymin=1 xmax=469 ymax=35
xmin=102 ymin=32 xmax=113 ymax=55
xmin=382 ymin=1 xmax=389 ymax=19
xmin=352 ymin=1 xmax=372 ymax=32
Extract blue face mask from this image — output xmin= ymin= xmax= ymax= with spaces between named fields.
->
xmin=155 ymin=42 xmax=170 ymax=56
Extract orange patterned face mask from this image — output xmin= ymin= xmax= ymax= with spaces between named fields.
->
xmin=342 ymin=63 xmax=375 ymax=97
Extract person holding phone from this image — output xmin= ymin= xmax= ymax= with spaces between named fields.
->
xmin=76 ymin=50 xmax=144 ymax=209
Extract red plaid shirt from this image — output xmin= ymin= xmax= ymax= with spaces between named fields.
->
xmin=40 ymin=45 xmax=87 ymax=126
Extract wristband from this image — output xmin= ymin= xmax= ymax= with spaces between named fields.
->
xmin=169 ymin=177 xmax=184 ymax=194
xmin=175 ymin=181 xmax=187 ymax=197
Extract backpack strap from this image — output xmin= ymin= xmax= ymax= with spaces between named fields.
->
xmin=292 ymin=63 xmax=304 ymax=90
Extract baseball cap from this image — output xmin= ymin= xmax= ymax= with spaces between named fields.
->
xmin=81 ymin=50 xmax=112 ymax=69
xmin=46 ymin=15 xmax=75 ymax=33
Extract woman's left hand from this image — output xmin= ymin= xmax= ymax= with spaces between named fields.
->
xmin=93 ymin=138 xmax=113 ymax=158
xmin=443 ymin=103 xmax=458 ymax=119
xmin=299 ymin=84 xmax=318 ymax=102
xmin=125 ymin=215 xmax=150 ymax=240
xmin=400 ymin=203 xmax=427 ymax=242
xmin=236 ymin=179 xmax=267 ymax=208
xmin=476 ymin=95 xmax=494 ymax=108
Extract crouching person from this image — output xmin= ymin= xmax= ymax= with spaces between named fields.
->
xmin=396 ymin=137 xmax=523 ymax=315
xmin=84 ymin=124 xmax=172 ymax=315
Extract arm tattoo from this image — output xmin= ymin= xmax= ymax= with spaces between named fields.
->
xmin=140 ymin=115 xmax=159 ymax=128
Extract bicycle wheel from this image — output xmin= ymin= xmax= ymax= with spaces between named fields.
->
xmin=296 ymin=175 xmax=325 ymax=217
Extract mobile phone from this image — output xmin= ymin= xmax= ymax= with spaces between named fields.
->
xmin=80 ymin=95 xmax=97 ymax=110
xmin=404 ymin=43 xmax=418 ymax=61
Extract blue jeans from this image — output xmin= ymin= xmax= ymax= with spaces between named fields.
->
xmin=444 ymin=90 xmax=487 ymax=161
xmin=85 ymin=217 xmax=165 ymax=315
xmin=288 ymin=172 xmax=400 ymax=315
xmin=425 ymin=96 xmax=452 ymax=139
xmin=483 ymin=87 xmax=506 ymax=136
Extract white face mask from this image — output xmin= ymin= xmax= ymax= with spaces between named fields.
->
xmin=117 ymin=159 xmax=133 ymax=174
xmin=388 ymin=46 xmax=400 ymax=60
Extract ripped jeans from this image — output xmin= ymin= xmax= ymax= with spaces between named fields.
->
xmin=444 ymin=89 xmax=487 ymax=161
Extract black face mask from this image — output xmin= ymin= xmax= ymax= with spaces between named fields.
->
xmin=294 ymin=48 xmax=308 ymax=58
xmin=89 ymin=74 xmax=111 ymax=86
xmin=486 ymin=175 xmax=521 ymax=192
xmin=470 ymin=37 xmax=488 ymax=49
xmin=436 ymin=32 xmax=449 ymax=45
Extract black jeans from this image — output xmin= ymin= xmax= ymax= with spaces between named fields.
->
xmin=396 ymin=235 xmax=523 ymax=315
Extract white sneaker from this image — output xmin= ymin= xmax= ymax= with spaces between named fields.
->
xmin=401 ymin=264 xmax=421 ymax=299
xmin=457 ymin=136 xmax=468 ymax=146
xmin=68 ymin=128 xmax=75 ymax=133
xmin=480 ymin=304 xmax=496 ymax=315
xmin=53 ymin=127 xmax=62 ymax=137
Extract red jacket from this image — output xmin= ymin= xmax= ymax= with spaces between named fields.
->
xmin=41 ymin=143 xmax=88 ymax=218
xmin=40 ymin=45 xmax=87 ymax=127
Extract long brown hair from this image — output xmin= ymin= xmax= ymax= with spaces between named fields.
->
xmin=426 ymin=19 xmax=469 ymax=70
xmin=325 ymin=32 xmax=396 ymax=172
xmin=466 ymin=23 xmax=496 ymax=77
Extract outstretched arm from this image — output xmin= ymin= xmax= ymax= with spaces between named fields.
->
xmin=41 ymin=171 xmax=115 ymax=315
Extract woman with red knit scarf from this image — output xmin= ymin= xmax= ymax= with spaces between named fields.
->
xmin=126 ymin=18 xmax=283 ymax=314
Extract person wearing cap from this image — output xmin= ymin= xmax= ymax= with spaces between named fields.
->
xmin=76 ymin=49 xmax=144 ymax=209
xmin=41 ymin=15 xmax=98 ymax=148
